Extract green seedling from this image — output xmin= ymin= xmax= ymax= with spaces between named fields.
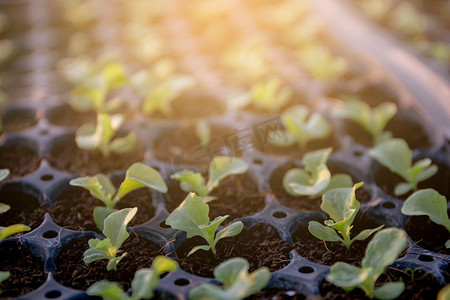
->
xmin=332 ymin=98 xmax=397 ymax=145
xmin=402 ymin=189 xmax=450 ymax=248
xmin=283 ymin=147 xmax=353 ymax=198
xmin=369 ymin=138 xmax=438 ymax=196
xmin=298 ymin=44 xmax=348 ymax=80
xmin=195 ymin=119 xmax=211 ymax=147
xmin=308 ymin=182 xmax=383 ymax=250
xmin=70 ymin=163 xmax=167 ymax=231
xmin=438 ymin=285 xmax=450 ymax=300
xmin=268 ymin=105 xmax=331 ymax=148
xmin=165 ymin=193 xmax=244 ymax=256
xmin=84 ymin=207 xmax=137 ymax=271
xmin=170 ymin=156 xmax=248 ymax=203
xmin=87 ymin=256 xmax=178 ymax=300
xmin=189 ymin=257 xmax=271 ymax=300
xmin=75 ymin=113 xmax=137 ymax=158
xmin=327 ymin=228 xmax=408 ymax=299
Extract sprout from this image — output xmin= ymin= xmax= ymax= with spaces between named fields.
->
xmin=70 ymin=163 xmax=167 ymax=230
xmin=170 ymin=156 xmax=248 ymax=203
xmin=248 ymin=77 xmax=293 ymax=112
xmin=165 ymin=193 xmax=244 ymax=256
xmin=87 ymin=256 xmax=178 ymax=300
xmin=75 ymin=113 xmax=137 ymax=158
xmin=327 ymin=228 xmax=407 ymax=299
xmin=308 ymin=182 xmax=383 ymax=250
xmin=84 ymin=207 xmax=137 ymax=271
xmin=402 ymin=189 xmax=450 ymax=248
xmin=195 ymin=119 xmax=211 ymax=148
xmin=298 ymin=44 xmax=348 ymax=80
xmin=268 ymin=105 xmax=331 ymax=148
xmin=332 ymin=98 xmax=397 ymax=145
xmin=189 ymin=258 xmax=271 ymax=300
xmin=283 ymin=147 xmax=353 ymax=198
xmin=369 ymin=138 xmax=438 ymax=196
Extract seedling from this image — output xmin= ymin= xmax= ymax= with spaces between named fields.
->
xmin=332 ymin=98 xmax=397 ymax=145
xmin=170 ymin=156 xmax=248 ymax=203
xmin=165 ymin=193 xmax=244 ymax=256
xmin=189 ymin=257 xmax=271 ymax=300
xmin=283 ymin=147 xmax=353 ymax=198
xmin=75 ymin=113 xmax=137 ymax=158
xmin=308 ymin=182 xmax=383 ymax=250
xmin=70 ymin=163 xmax=167 ymax=230
xmin=402 ymin=189 xmax=450 ymax=248
xmin=327 ymin=228 xmax=407 ymax=299
xmin=268 ymin=105 xmax=331 ymax=148
xmin=84 ymin=207 xmax=137 ymax=271
xmin=438 ymin=285 xmax=450 ymax=300
xmin=87 ymin=256 xmax=178 ymax=300
xmin=195 ymin=119 xmax=211 ymax=147
xmin=369 ymin=138 xmax=438 ymax=196
xmin=298 ymin=44 xmax=348 ymax=80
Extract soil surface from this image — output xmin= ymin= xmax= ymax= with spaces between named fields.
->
xmin=0 ymin=144 xmax=41 ymax=177
xmin=0 ymin=190 xmax=46 ymax=230
xmin=176 ymin=222 xmax=293 ymax=278
xmin=0 ymin=241 xmax=47 ymax=298
xmin=320 ymin=268 xmax=442 ymax=299
xmin=165 ymin=173 xmax=266 ymax=222
xmin=1 ymin=109 xmax=37 ymax=132
xmin=50 ymin=187 xmax=155 ymax=232
xmin=47 ymin=139 xmax=144 ymax=175
xmin=404 ymin=214 xmax=450 ymax=254
xmin=247 ymin=289 xmax=306 ymax=299
xmin=46 ymin=105 xmax=96 ymax=127
xmin=54 ymin=234 xmax=167 ymax=291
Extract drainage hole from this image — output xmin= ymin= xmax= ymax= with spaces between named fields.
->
xmin=382 ymin=201 xmax=396 ymax=209
xmin=40 ymin=129 xmax=49 ymax=135
xmin=174 ymin=278 xmax=190 ymax=286
xmin=45 ymin=290 xmax=61 ymax=298
xmin=272 ymin=211 xmax=287 ymax=219
xmin=40 ymin=174 xmax=54 ymax=181
xmin=253 ymin=159 xmax=263 ymax=165
xmin=42 ymin=230 xmax=58 ymax=239
xmin=159 ymin=221 xmax=170 ymax=229
xmin=298 ymin=266 xmax=315 ymax=274
xmin=418 ymin=254 xmax=434 ymax=262
xmin=353 ymin=151 xmax=363 ymax=157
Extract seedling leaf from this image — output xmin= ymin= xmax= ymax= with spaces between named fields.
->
xmin=373 ymin=282 xmax=405 ymax=300
xmin=208 ymin=156 xmax=248 ymax=191
xmin=0 ymin=224 xmax=31 ymax=241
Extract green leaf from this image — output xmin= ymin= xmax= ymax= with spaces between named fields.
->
xmin=0 ymin=203 xmax=10 ymax=214
xmin=416 ymin=164 xmax=438 ymax=182
xmin=214 ymin=221 xmax=244 ymax=244
xmin=394 ymin=182 xmax=414 ymax=196
xmin=0 ymin=224 xmax=31 ymax=241
xmin=215 ymin=257 xmax=249 ymax=288
xmin=200 ymin=216 xmax=228 ymax=242
xmin=369 ymin=139 xmax=411 ymax=180
xmin=83 ymin=241 xmax=110 ymax=264
xmin=289 ymin=164 xmax=331 ymax=196
xmin=351 ymin=225 xmax=384 ymax=242
xmin=87 ymin=280 xmax=130 ymax=300
xmin=267 ymin=130 xmax=297 ymax=147
xmin=373 ymin=281 xmax=405 ymax=300
xmin=207 ymin=157 xmax=248 ymax=191
xmin=93 ymin=206 xmax=118 ymax=231
xmin=302 ymin=148 xmax=332 ymax=174
xmin=438 ymin=284 xmax=450 ymax=300
xmin=75 ymin=123 xmax=98 ymax=150
xmin=0 ymin=169 xmax=9 ymax=182
xmin=324 ymin=174 xmax=353 ymax=194
xmin=107 ymin=253 xmax=128 ymax=271
xmin=114 ymin=163 xmax=167 ymax=204
xmin=165 ymin=193 xmax=209 ymax=238
xmin=446 ymin=240 xmax=450 ymax=249
xmin=402 ymin=189 xmax=450 ymax=231
xmin=0 ymin=271 xmax=9 ymax=285
xmin=151 ymin=256 xmax=178 ymax=276
xmin=110 ymin=132 xmax=137 ymax=154
xmin=102 ymin=62 xmax=128 ymax=90
xmin=282 ymin=168 xmax=310 ymax=196
xmin=103 ymin=207 xmax=137 ymax=249
xmin=195 ymin=119 xmax=211 ymax=147
xmin=70 ymin=174 xmax=116 ymax=207
xmin=308 ymin=221 xmax=343 ymax=242
xmin=327 ymin=262 xmax=367 ymax=289
xmin=188 ymin=245 xmax=210 ymax=256
xmin=170 ymin=170 xmax=208 ymax=197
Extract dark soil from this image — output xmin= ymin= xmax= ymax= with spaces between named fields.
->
xmin=247 ymin=289 xmax=306 ymax=300
xmin=47 ymin=139 xmax=144 ymax=176
xmin=0 ymin=144 xmax=41 ymax=177
xmin=374 ymin=161 xmax=446 ymax=200
xmin=269 ymin=163 xmax=371 ymax=212
xmin=54 ymin=234 xmax=167 ymax=291
xmin=0 ymin=189 xmax=46 ymax=230
xmin=320 ymin=268 xmax=442 ymax=299
xmin=1 ymin=108 xmax=37 ymax=132
xmin=0 ymin=241 xmax=47 ymax=298
xmin=50 ymin=187 xmax=155 ymax=232
xmin=152 ymin=125 xmax=233 ymax=169
xmin=404 ymin=214 xmax=450 ymax=254
xmin=46 ymin=105 xmax=96 ymax=127
xmin=165 ymin=173 xmax=266 ymax=222
xmin=176 ymin=222 xmax=293 ymax=278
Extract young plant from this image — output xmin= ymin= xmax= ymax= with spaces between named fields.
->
xmin=308 ymin=182 xmax=383 ymax=250
xmin=87 ymin=256 xmax=178 ymax=300
xmin=332 ymin=98 xmax=397 ymax=145
xmin=298 ymin=44 xmax=348 ymax=80
xmin=369 ymin=138 xmax=438 ymax=196
xmin=402 ymin=189 xmax=450 ymax=248
xmin=84 ymin=207 xmax=137 ymax=271
xmin=170 ymin=156 xmax=248 ymax=203
xmin=70 ymin=163 xmax=167 ymax=230
xmin=189 ymin=257 xmax=271 ymax=300
xmin=75 ymin=113 xmax=137 ymax=158
xmin=195 ymin=119 xmax=211 ymax=148
xmin=268 ymin=105 xmax=331 ymax=148
xmin=165 ymin=193 xmax=244 ymax=256
xmin=283 ymin=147 xmax=353 ymax=198
xmin=326 ymin=228 xmax=407 ymax=299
